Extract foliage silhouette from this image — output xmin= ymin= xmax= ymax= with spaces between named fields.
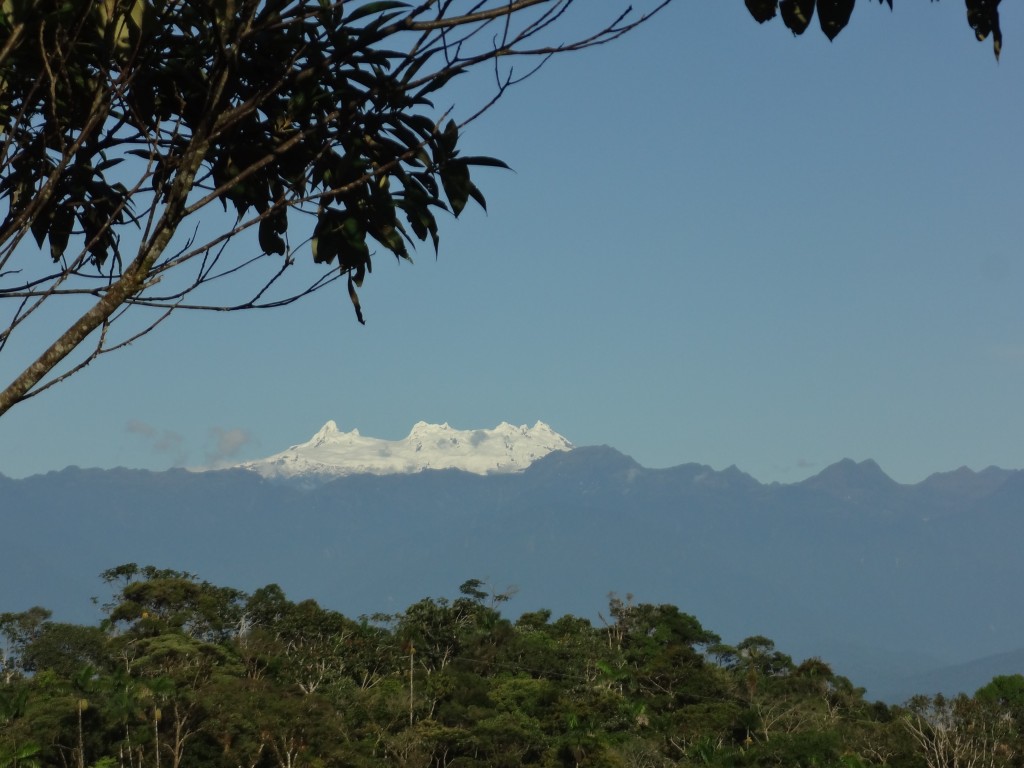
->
xmin=745 ymin=0 xmax=1004 ymax=58
xmin=0 ymin=0 xmax=667 ymax=415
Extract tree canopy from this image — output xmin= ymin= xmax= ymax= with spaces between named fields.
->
xmin=2 ymin=564 xmax=1022 ymax=768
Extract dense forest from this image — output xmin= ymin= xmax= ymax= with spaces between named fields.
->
xmin=2 ymin=566 xmax=1022 ymax=768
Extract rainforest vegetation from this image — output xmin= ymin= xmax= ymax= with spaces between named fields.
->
xmin=2 ymin=565 xmax=1022 ymax=768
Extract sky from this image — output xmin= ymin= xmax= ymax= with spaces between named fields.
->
xmin=1 ymin=2 xmax=1023 ymax=485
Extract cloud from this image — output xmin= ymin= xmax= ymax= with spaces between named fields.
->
xmin=125 ymin=419 xmax=187 ymax=466
xmin=205 ymin=427 xmax=255 ymax=468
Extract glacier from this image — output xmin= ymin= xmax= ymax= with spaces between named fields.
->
xmin=236 ymin=420 xmax=574 ymax=479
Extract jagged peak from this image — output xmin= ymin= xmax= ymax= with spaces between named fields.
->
xmin=800 ymin=458 xmax=900 ymax=495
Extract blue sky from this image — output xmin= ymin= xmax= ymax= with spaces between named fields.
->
xmin=2 ymin=2 xmax=1022 ymax=484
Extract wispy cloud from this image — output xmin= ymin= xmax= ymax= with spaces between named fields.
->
xmin=125 ymin=419 xmax=187 ymax=466
xmin=205 ymin=427 xmax=255 ymax=468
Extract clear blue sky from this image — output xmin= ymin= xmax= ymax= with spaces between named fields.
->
xmin=2 ymin=2 xmax=1022 ymax=484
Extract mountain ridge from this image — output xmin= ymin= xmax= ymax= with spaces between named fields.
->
xmin=3 ymin=424 xmax=1019 ymax=490
xmin=3 ymin=442 xmax=1023 ymax=704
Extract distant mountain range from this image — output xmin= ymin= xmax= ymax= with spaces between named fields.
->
xmin=3 ymin=427 xmax=1023 ymax=703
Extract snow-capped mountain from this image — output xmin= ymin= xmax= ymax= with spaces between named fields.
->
xmin=237 ymin=420 xmax=574 ymax=479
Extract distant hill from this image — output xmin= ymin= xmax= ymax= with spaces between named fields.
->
xmin=874 ymin=647 xmax=1024 ymax=703
xmin=3 ymin=446 xmax=1023 ymax=702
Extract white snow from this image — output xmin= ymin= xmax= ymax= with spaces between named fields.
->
xmin=236 ymin=420 xmax=574 ymax=480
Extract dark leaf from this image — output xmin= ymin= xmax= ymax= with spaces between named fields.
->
xmin=745 ymin=0 xmax=778 ymax=23
xmin=966 ymin=0 xmax=1002 ymax=59
xmin=384 ymin=121 xmax=423 ymax=154
xmin=439 ymin=161 xmax=471 ymax=217
xmin=405 ymin=209 xmax=428 ymax=241
xmin=466 ymin=182 xmax=486 ymax=212
xmin=82 ymin=207 xmax=115 ymax=266
xmin=30 ymin=205 xmax=51 ymax=250
xmin=416 ymin=172 xmax=440 ymax=199
xmin=817 ymin=0 xmax=855 ymax=40
xmin=94 ymin=157 xmax=125 ymax=173
xmin=348 ymin=273 xmax=366 ymax=324
xmin=399 ymin=190 xmax=437 ymax=247
xmin=341 ymin=67 xmax=379 ymax=91
xmin=48 ymin=205 xmax=75 ymax=262
xmin=396 ymin=113 xmax=439 ymax=142
xmin=436 ymin=119 xmax=459 ymax=160
xmin=370 ymin=222 xmax=406 ymax=259
xmin=459 ymin=156 xmax=511 ymax=170
xmin=338 ymin=214 xmax=370 ymax=267
xmin=413 ymin=67 xmax=465 ymax=101
xmin=399 ymin=49 xmax=434 ymax=86
xmin=312 ymin=210 xmax=342 ymax=264
xmin=780 ymin=0 xmax=815 ymax=35
xmin=312 ymin=207 xmax=373 ymax=270
xmin=258 ymin=217 xmax=286 ymax=255
xmin=344 ymin=2 xmax=410 ymax=25
xmin=354 ymin=12 xmax=408 ymax=35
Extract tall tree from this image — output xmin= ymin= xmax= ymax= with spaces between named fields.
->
xmin=903 ymin=692 xmax=1017 ymax=768
xmin=0 ymin=609 xmax=52 ymax=684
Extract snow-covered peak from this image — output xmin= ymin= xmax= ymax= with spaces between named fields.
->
xmin=311 ymin=420 xmax=341 ymax=445
xmin=407 ymin=420 xmax=452 ymax=438
xmin=237 ymin=420 xmax=573 ymax=480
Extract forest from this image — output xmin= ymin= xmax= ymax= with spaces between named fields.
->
xmin=2 ymin=565 xmax=1022 ymax=768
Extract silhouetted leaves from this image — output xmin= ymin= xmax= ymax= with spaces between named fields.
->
xmin=0 ymin=0 xmax=519 ymax=329
xmin=746 ymin=0 xmax=1005 ymax=56
xmin=967 ymin=0 xmax=1003 ymax=59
